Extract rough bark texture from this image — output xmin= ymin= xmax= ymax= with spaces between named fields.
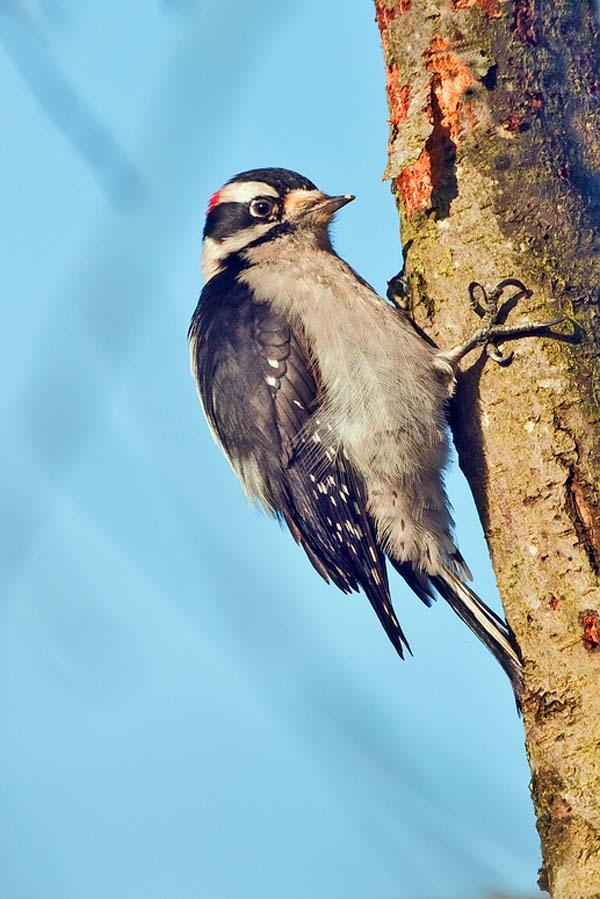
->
xmin=375 ymin=1 xmax=600 ymax=895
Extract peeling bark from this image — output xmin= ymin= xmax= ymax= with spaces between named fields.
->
xmin=375 ymin=1 xmax=600 ymax=895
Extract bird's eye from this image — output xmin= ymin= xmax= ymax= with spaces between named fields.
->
xmin=249 ymin=197 xmax=276 ymax=219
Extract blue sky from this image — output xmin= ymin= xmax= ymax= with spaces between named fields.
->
xmin=1 ymin=3 xmax=541 ymax=897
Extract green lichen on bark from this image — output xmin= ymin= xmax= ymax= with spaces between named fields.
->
xmin=375 ymin=1 xmax=600 ymax=895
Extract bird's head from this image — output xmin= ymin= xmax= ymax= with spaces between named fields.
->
xmin=201 ymin=167 xmax=354 ymax=281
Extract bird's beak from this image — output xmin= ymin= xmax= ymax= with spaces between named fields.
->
xmin=311 ymin=194 xmax=355 ymax=216
xmin=285 ymin=189 xmax=355 ymax=224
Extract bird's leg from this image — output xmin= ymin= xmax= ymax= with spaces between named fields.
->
xmin=387 ymin=270 xmax=443 ymax=348
xmin=441 ymin=278 xmax=565 ymax=368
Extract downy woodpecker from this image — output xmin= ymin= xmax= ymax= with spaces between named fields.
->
xmin=189 ymin=167 xmax=561 ymax=702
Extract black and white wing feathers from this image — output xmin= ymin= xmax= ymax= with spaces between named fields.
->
xmin=189 ymin=271 xmax=410 ymax=657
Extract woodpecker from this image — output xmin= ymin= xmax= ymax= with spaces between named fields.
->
xmin=189 ymin=167 xmax=561 ymax=702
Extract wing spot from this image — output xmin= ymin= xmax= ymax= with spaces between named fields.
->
xmin=329 ymin=496 xmax=337 ymax=507
xmin=265 ymin=375 xmax=279 ymax=388
xmin=369 ymin=546 xmax=377 ymax=562
xmin=371 ymin=567 xmax=382 ymax=586
xmin=292 ymin=400 xmax=305 ymax=408
xmin=382 ymin=601 xmax=398 ymax=626
xmin=267 ymin=358 xmax=280 ymax=368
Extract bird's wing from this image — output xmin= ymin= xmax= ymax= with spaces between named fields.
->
xmin=189 ymin=275 xmax=410 ymax=657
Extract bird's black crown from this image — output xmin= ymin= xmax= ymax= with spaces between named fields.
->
xmin=227 ymin=168 xmax=317 ymax=194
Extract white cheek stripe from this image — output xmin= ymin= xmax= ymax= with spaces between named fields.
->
xmin=202 ymin=236 xmax=225 ymax=281
xmin=217 ymin=181 xmax=279 ymax=205
xmin=201 ymin=224 xmax=276 ymax=281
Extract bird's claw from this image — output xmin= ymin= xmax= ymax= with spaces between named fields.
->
xmin=486 ymin=342 xmax=514 ymax=366
xmin=446 ymin=278 xmax=567 ymax=367
xmin=387 ymin=271 xmax=410 ymax=312
xmin=468 ymin=278 xmax=532 ymax=329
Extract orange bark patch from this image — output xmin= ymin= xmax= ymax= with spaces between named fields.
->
xmin=452 ymin=0 xmax=502 ymax=16
xmin=501 ymin=113 xmax=526 ymax=132
xmin=395 ymin=34 xmax=473 ymax=217
xmin=375 ymin=0 xmax=412 ymax=56
xmin=395 ymin=150 xmax=434 ymax=216
xmin=582 ymin=611 xmax=600 ymax=649
xmin=426 ymin=34 xmax=474 ymax=143
xmin=387 ymin=65 xmax=411 ymax=126
xmin=526 ymin=90 xmax=543 ymax=111
xmin=375 ymin=0 xmax=411 ymax=26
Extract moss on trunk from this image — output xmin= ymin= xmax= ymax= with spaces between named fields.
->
xmin=375 ymin=1 xmax=600 ymax=894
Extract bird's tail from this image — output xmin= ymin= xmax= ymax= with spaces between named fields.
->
xmin=430 ymin=568 xmax=523 ymax=705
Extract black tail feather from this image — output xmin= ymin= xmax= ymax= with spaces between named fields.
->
xmin=430 ymin=570 xmax=523 ymax=707
xmin=389 ymin=558 xmax=435 ymax=607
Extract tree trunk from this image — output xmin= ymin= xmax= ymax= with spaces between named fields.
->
xmin=374 ymin=1 xmax=600 ymax=895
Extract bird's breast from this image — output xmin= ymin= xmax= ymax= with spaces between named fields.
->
xmin=240 ymin=246 xmax=450 ymax=479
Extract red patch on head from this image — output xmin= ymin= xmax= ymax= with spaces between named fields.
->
xmin=206 ymin=190 xmax=221 ymax=215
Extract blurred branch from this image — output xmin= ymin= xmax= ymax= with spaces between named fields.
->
xmin=1 ymin=3 xmax=144 ymax=206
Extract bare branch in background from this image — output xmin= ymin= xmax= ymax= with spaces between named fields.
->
xmin=1 ymin=4 xmax=144 ymax=206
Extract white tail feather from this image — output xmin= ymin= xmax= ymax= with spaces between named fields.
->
xmin=431 ymin=569 xmax=523 ymax=703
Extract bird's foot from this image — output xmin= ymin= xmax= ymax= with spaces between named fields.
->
xmin=386 ymin=270 xmax=410 ymax=312
xmin=443 ymin=278 xmax=567 ymax=367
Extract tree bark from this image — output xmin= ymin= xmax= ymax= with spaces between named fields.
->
xmin=374 ymin=1 xmax=600 ymax=895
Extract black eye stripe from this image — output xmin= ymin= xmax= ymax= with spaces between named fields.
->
xmin=204 ymin=198 xmax=281 ymax=241
xmin=203 ymin=202 xmax=255 ymax=240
